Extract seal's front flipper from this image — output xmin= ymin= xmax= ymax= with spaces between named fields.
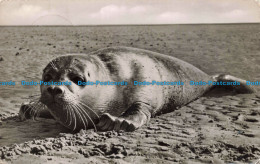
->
xmin=19 ymin=102 xmax=53 ymax=121
xmin=97 ymin=102 xmax=151 ymax=132
xmin=212 ymin=74 xmax=256 ymax=94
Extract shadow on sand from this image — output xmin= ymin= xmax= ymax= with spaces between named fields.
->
xmin=204 ymin=86 xmax=241 ymax=98
xmin=0 ymin=116 xmax=70 ymax=147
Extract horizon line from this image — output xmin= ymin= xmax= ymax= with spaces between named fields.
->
xmin=0 ymin=22 xmax=260 ymax=27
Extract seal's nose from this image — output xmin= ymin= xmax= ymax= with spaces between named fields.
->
xmin=47 ymin=86 xmax=64 ymax=96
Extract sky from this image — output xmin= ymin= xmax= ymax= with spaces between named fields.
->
xmin=0 ymin=0 xmax=260 ymax=25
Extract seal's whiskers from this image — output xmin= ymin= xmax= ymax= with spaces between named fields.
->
xmin=72 ymin=104 xmax=87 ymax=130
xmin=77 ymin=103 xmax=97 ymax=132
xmin=74 ymin=104 xmax=89 ymax=129
xmin=31 ymin=102 xmax=40 ymax=120
xmin=71 ymin=105 xmax=77 ymax=131
xmin=21 ymin=100 xmax=46 ymax=120
xmin=64 ymin=104 xmax=70 ymax=124
xmin=67 ymin=104 xmax=74 ymax=127
xmin=31 ymin=102 xmax=45 ymax=120
xmin=78 ymin=101 xmax=100 ymax=119
xmin=21 ymin=104 xmax=32 ymax=119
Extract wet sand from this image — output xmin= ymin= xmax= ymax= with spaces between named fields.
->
xmin=0 ymin=24 xmax=259 ymax=163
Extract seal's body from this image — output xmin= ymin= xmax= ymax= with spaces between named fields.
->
xmin=19 ymin=47 xmax=255 ymax=132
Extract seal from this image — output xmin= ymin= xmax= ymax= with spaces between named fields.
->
xmin=19 ymin=46 xmax=256 ymax=132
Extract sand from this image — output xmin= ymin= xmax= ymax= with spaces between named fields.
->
xmin=0 ymin=24 xmax=259 ymax=163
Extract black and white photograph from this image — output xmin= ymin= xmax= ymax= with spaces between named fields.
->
xmin=0 ymin=0 xmax=260 ymax=163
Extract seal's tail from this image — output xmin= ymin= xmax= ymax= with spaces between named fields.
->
xmin=212 ymin=74 xmax=256 ymax=94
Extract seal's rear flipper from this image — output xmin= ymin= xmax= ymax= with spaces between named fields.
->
xmin=212 ymin=74 xmax=256 ymax=94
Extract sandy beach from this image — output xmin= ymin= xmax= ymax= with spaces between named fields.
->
xmin=0 ymin=24 xmax=259 ymax=163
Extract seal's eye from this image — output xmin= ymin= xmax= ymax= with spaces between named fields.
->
xmin=70 ymin=76 xmax=85 ymax=85
xmin=43 ymin=74 xmax=52 ymax=82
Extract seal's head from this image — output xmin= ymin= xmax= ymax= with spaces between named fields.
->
xmin=40 ymin=55 xmax=104 ymax=131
